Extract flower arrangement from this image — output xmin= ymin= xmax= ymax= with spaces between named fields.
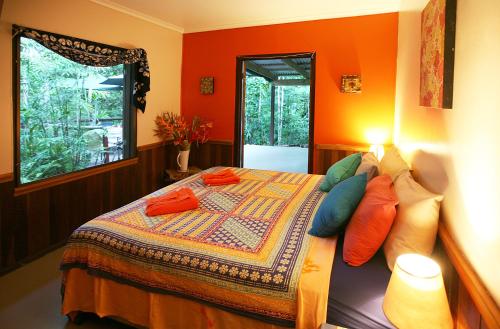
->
xmin=154 ymin=112 xmax=212 ymax=151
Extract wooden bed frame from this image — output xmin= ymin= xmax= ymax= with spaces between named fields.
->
xmin=317 ymin=144 xmax=500 ymax=329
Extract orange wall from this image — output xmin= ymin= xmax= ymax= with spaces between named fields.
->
xmin=181 ymin=13 xmax=399 ymax=146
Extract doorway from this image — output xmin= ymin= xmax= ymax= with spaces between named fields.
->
xmin=234 ymin=53 xmax=315 ymax=173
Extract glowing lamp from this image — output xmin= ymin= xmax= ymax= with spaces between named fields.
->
xmin=369 ymin=144 xmax=385 ymax=161
xmin=383 ymin=254 xmax=453 ymax=329
xmin=365 ymin=129 xmax=388 ymax=144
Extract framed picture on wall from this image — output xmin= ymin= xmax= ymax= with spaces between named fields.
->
xmin=419 ymin=0 xmax=457 ymax=109
xmin=340 ymin=75 xmax=362 ymax=93
xmin=200 ymin=77 xmax=214 ymax=95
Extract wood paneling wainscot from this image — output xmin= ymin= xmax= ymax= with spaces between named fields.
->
xmin=158 ymin=139 xmax=233 ymax=171
xmin=438 ymin=223 xmax=499 ymax=329
xmin=315 ymin=144 xmax=370 ymax=174
xmin=0 ymin=140 xmax=233 ymax=275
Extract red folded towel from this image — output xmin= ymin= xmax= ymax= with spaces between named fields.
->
xmin=201 ymin=168 xmax=235 ymax=180
xmin=145 ymin=188 xmax=198 ymax=216
xmin=203 ymin=175 xmax=241 ymax=186
xmin=202 ymin=169 xmax=240 ymax=186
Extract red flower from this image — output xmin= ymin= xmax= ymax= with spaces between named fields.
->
xmin=154 ymin=112 xmax=212 ymax=149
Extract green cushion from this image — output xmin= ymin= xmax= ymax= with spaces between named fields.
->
xmin=309 ymin=173 xmax=367 ymax=237
xmin=319 ymin=153 xmax=362 ymax=192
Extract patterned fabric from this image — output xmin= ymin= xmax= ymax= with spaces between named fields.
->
xmin=61 ymin=168 xmax=326 ymax=327
xmin=13 ymin=25 xmax=150 ymax=112
xmin=419 ymin=0 xmax=446 ymax=108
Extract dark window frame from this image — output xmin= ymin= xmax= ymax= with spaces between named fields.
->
xmin=12 ymin=32 xmax=137 ymax=189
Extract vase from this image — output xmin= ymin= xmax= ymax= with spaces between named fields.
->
xmin=177 ymin=149 xmax=190 ymax=172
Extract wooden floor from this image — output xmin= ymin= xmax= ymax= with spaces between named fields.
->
xmin=0 ymin=248 xmax=131 ymax=329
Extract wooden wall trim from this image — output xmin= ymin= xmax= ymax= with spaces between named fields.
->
xmin=316 ymin=143 xmax=370 ymax=152
xmin=208 ymin=139 xmax=233 ymax=145
xmin=137 ymin=141 xmax=166 ymax=152
xmin=0 ymin=0 xmax=4 ymax=20
xmin=137 ymin=139 xmax=233 ymax=152
xmin=0 ymin=173 xmax=13 ymax=183
xmin=14 ymin=157 xmax=139 ymax=197
xmin=438 ymin=222 xmax=500 ymax=329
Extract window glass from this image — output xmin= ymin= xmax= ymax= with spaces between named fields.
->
xmin=19 ymin=37 xmax=129 ymax=184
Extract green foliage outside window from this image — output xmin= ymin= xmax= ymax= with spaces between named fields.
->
xmin=244 ymin=76 xmax=310 ymax=147
xmin=19 ymin=37 xmax=124 ymax=184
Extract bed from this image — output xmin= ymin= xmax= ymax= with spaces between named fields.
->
xmin=60 ymin=167 xmax=338 ymax=329
xmin=327 ymin=236 xmax=394 ymax=329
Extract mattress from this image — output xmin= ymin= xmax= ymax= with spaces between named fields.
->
xmin=61 ymin=167 xmax=337 ymax=329
xmin=327 ymin=236 xmax=395 ymax=329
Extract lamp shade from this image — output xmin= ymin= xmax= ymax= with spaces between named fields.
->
xmin=383 ymin=254 xmax=453 ymax=329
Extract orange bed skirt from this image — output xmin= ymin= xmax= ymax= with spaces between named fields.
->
xmin=62 ymin=235 xmax=337 ymax=329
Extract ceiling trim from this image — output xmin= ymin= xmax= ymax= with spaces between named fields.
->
xmin=89 ymin=0 xmax=400 ymax=34
xmin=184 ymin=6 xmax=400 ymax=33
xmin=89 ymin=0 xmax=184 ymax=33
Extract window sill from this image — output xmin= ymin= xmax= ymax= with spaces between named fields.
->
xmin=14 ymin=157 xmax=139 ymax=197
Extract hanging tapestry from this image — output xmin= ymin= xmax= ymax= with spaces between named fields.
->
xmin=419 ymin=0 xmax=457 ymax=109
xmin=13 ymin=25 xmax=150 ymax=112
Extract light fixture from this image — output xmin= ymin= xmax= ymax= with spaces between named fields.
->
xmin=383 ymin=254 xmax=453 ymax=329
xmin=369 ymin=144 xmax=385 ymax=161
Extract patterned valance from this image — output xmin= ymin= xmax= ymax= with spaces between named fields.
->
xmin=13 ymin=25 xmax=150 ymax=112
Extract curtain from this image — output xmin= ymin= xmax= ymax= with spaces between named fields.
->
xmin=13 ymin=25 xmax=150 ymax=112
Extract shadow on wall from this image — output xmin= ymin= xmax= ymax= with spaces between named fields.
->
xmin=328 ymin=40 xmax=361 ymax=92
xmin=409 ymin=149 xmax=469 ymax=241
xmin=412 ymin=150 xmax=449 ymax=195
xmin=410 ymin=150 xmax=452 ymax=229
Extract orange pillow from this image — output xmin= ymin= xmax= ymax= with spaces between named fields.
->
xmin=343 ymin=175 xmax=398 ymax=266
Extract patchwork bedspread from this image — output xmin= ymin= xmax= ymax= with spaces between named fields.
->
xmin=61 ymin=167 xmax=326 ymax=327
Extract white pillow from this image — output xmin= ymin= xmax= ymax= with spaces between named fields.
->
xmin=383 ymin=171 xmax=444 ymax=270
xmin=380 ymin=147 xmax=410 ymax=181
xmin=355 ymin=152 xmax=379 ymax=181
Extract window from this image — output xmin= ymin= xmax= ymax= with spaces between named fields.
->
xmin=15 ymin=36 xmax=136 ymax=185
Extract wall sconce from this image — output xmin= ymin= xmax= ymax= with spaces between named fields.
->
xmin=341 ymin=75 xmax=361 ymax=93
xmin=369 ymin=144 xmax=385 ymax=161
xmin=383 ymin=254 xmax=453 ymax=329
xmin=200 ymin=76 xmax=214 ymax=95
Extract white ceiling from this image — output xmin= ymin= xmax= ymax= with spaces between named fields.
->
xmin=90 ymin=0 xmax=402 ymax=33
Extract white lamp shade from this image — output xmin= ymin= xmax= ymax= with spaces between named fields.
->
xmin=383 ymin=254 xmax=453 ymax=329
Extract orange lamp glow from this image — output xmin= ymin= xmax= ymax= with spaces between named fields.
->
xmin=365 ymin=129 xmax=389 ymax=145
xmin=383 ymin=254 xmax=453 ymax=329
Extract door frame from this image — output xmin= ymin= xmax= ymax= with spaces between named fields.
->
xmin=233 ymin=52 xmax=316 ymax=173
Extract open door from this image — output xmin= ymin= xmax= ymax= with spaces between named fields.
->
xmin=234 ymin=60 xmax=247 ymax=167
xmin=234 ymin=53 xmax=315 ymax=173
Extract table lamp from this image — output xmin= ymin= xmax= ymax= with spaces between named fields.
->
xmin=383 ymin=254 xmax=453 ymax=329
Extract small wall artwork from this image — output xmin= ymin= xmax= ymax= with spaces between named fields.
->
xmin=200 ymin=77 xmax=214 ymax=95
xmin=419 ymin=0 xmax=457 ymax=109
xmin=341 ymin=75 xmax=362 ymax=93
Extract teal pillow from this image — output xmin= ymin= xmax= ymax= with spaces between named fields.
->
xmin=309 ymin=173 xmax=367 ymax=237
xmin=319 ymin=153 xmax=362 ymax=192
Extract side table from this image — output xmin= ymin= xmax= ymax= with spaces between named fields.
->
xmin=164 ymin=166 xmax=202 ymax=185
